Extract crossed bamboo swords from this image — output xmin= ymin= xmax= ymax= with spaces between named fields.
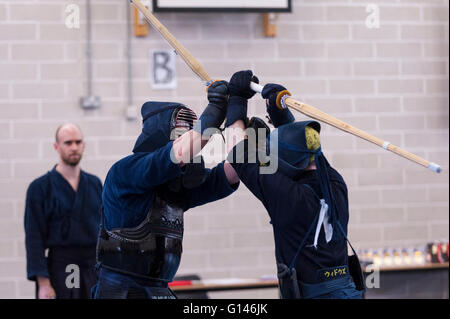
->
xmin=130 ymin=0 xmax=441 ymax=174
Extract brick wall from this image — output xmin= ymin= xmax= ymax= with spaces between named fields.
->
xmin=0 ymin=0 xmax=448 ymax=298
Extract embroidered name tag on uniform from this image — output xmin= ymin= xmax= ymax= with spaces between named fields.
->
xmin=317 ymin=265 xmax=349 ymax=281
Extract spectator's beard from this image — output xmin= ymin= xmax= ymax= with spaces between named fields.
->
xmin=61 ymin=153 xmax=82 ymax=166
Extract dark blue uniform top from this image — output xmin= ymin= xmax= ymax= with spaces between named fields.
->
xmin=230 ymin=141 xmax=349 ymax=284
xmin=102 ymin=141 xmax=238 ymax=230
xmin=24 ymin=167 xmax=103 ymax=281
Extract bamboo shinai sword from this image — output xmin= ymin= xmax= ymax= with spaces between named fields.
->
xmin=129 ymin=0 xmax=441 ymax=173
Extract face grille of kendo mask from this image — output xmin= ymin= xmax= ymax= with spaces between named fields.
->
xmin=170 ymin=107 xmax=198 ymax=140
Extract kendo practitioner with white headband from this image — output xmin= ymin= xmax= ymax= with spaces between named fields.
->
xmin=93 ymin=80 xmax=240 ymax=299
xmin=224 ymin=70 xmax=365 ymax=299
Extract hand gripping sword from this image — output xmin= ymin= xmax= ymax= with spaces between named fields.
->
xmin=129 ymin=0 xmax=441 ymax=173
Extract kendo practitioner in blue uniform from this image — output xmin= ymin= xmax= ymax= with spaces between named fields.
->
xmin=24 ymin=123 xmax=103 ymax=299
xmin=224 ymin=70 xmax=365 ymax=299
xmin=93 ymin=80 xmax=240 ymax=299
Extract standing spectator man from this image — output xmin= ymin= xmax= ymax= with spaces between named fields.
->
xmin=24 ymin=123 xmax=103 ymax=299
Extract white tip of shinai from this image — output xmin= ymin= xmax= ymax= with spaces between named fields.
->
xmin=428 ymin=162 xmax=441 ymax=174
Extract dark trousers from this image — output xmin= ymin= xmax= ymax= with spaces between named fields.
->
xmin=92 ymin=267 xmax=176 ymax=299
xmin=38 ymin=246 xmax=97 ymax=299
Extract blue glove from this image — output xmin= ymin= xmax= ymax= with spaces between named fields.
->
xmin=194 ymin=80 xmax=229 ymax=136
xmin=225 ymin=70 xmax=259 ymax=127
xmin=261 ymin=83 xmax=294 ymax=128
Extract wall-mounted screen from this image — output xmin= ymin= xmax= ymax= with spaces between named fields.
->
xmin=153 ymin=0 xmax=292 ymax=12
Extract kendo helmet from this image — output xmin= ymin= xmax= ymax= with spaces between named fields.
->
xmin=270 ymin=120 xmax=321 ymax=170
xmin=133 ymin=101 xmax=197 ymax=153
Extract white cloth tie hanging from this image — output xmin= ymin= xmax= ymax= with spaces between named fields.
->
xmin=312 ymin=199 xmax=333 ymax=249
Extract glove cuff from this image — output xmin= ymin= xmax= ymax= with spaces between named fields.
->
xmin=194 ymin=103 xmax=225 ymax=136
xmin=225 ymin=95 xmax=248 ymax=127
xmin=228 ymin=95 xmax=247 ymax=107
xmin=267 ymin=104 xmax=295 ymax=128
